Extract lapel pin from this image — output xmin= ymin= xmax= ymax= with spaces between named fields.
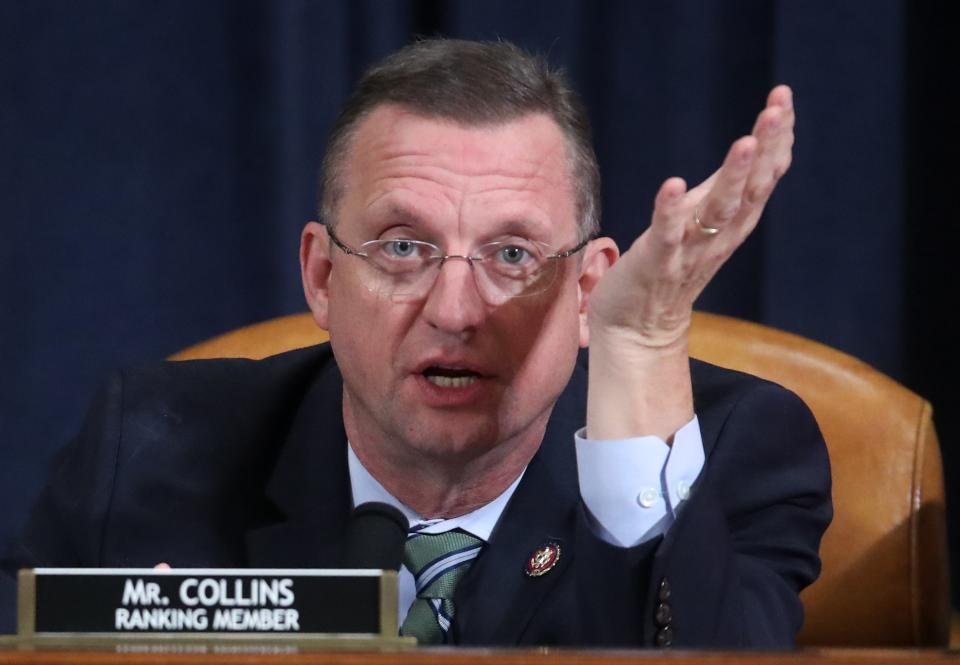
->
xmin=525 ymin=542 xmax=561 ymax=577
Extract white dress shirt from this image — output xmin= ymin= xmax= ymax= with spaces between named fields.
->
xmin=348 ymin=416 xmax=705 ymax=623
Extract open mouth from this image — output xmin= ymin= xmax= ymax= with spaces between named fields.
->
xmin=422 ymin=366 xmax=481 ymax=388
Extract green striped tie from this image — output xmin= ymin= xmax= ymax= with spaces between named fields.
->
xmin=400 ymin=529 xmax=484 ymax=644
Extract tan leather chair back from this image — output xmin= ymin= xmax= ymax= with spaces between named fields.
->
xmin=171 ymin=313 xmax=329 ymax=361
xmin=689 ymin=312 xmax=948 ymax=646
xmin=172 ymin=311 xmax=949 ymax=646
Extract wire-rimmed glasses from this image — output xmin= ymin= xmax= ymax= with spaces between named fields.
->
xmin=324 ymin=222 xmax=590 ymax=305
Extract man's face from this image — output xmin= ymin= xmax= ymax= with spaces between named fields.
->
xmin=304 ymin=106 xmax=598 ymax=472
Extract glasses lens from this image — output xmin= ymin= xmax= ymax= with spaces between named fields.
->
xmin=474 ymin=241 xmax=559 ymax=300
xmin=358 ymin=239 xmax=440 ymax=299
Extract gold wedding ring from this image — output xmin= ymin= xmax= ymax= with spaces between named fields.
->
xmin=694 ymin=208 xmax=721 ymax=236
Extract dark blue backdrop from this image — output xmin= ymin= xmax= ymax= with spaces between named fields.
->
xmin=2 ymin=1 xmax=956 ymax=602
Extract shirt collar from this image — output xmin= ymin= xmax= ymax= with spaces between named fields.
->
xmin=347 ymin=443 xmax=524 ymax=542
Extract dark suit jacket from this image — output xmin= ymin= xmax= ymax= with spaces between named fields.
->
xmin=0 ymin=345 xmax=831 ymax=646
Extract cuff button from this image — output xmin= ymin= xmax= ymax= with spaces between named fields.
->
xmin=637 ymin=487 xmax=660 ymax=508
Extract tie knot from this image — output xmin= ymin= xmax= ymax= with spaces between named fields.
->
xmin=404 ymin=529 xmax=483 ymax=599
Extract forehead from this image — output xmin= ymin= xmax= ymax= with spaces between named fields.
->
xmin=338 ymin=105 xmax=578 ymax=239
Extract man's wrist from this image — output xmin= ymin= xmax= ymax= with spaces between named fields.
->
xmin=586 ymin=332 xmax=694 ymax=441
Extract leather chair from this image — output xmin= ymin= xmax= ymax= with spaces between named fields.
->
xmin=171 ymin=311 xmax=950 ymax=647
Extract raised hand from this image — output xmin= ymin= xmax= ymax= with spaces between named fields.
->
xmin=584 ymin=86 xmax=795 ymax=441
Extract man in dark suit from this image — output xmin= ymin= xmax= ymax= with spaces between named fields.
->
xmin=1 ymin=39 xmax=830 ymax=646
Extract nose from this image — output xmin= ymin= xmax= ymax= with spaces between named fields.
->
xmin=420 ymin=257 xmax=488 ymax=337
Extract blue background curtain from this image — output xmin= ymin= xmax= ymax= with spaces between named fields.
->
xmin=2 ymin=1 xmax=956 ymax=604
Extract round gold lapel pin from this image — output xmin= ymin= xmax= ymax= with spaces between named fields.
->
xmin=525 ymin=542 xmax=561 ymax=577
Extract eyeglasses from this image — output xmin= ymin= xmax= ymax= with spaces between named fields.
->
xmin=324 ymin=222 xmax=590 ymax=305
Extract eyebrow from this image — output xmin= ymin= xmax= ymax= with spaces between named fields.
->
xmin=383 ymin=204 xmax=428 ymax=227
xmin=360 ymin=203 xmax=430 ymax=232
xmin=485 ymin=217 xmax=551 ymax=241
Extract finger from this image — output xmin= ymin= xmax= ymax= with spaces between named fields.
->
xmin=754 ymin=85 xmax=795 ymax=135
xmin=743 ymin=92 xmax=795 ymax=211
xmin=154 ymin=563 xmax=171 ymax=570
xmin=695 ymin=136 xmax=757 ymax=237
xmin=749 ymin=86 xmax=795 ymax=165
xmin=689 ymin=85 xmax=788 ymax=201
xmin=767 ymin=84 xmax=793 ymax=111
xmin=648 ymin=177 xmax=689 ymax=249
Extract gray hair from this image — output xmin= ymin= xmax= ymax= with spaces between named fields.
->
xmin=318 ymin=38 xmax=600 ymax=241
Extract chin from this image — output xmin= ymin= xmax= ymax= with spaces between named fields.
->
xmin=415 ymin=403 xmax=553 ymax=467
xmin=408 ymin=418 xmax=505 ymax=461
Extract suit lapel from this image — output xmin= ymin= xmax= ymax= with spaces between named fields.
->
xmin=245 ymin=353 xmax=352 ymax=568
xmin=454 ymin=354 xmax=587 ymax=645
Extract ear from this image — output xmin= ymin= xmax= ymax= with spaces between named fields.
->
xmin=300 ymin=221 xmax=333 ymax=330
xmin=577 ymin=237 xmax=619 ymax=348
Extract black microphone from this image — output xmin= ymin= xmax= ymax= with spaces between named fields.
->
xmin=343 ymin=502 xmax=408 ymax=570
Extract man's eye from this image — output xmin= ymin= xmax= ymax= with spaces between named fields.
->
xmin=498 ymin=246 xmax=530 ymax=264
xmin=385 ymin=240 xmax=418 ymax=258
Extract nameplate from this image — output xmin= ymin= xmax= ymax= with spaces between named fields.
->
xmin=18 ymin=568 xmax=410 ymax=646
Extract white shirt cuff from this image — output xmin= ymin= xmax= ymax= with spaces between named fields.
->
xmin=574 ymin=416 xmax=705 ymax=547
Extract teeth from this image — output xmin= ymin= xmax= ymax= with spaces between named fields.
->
xmin=426 ymin=375 xmax=478 ymax=388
